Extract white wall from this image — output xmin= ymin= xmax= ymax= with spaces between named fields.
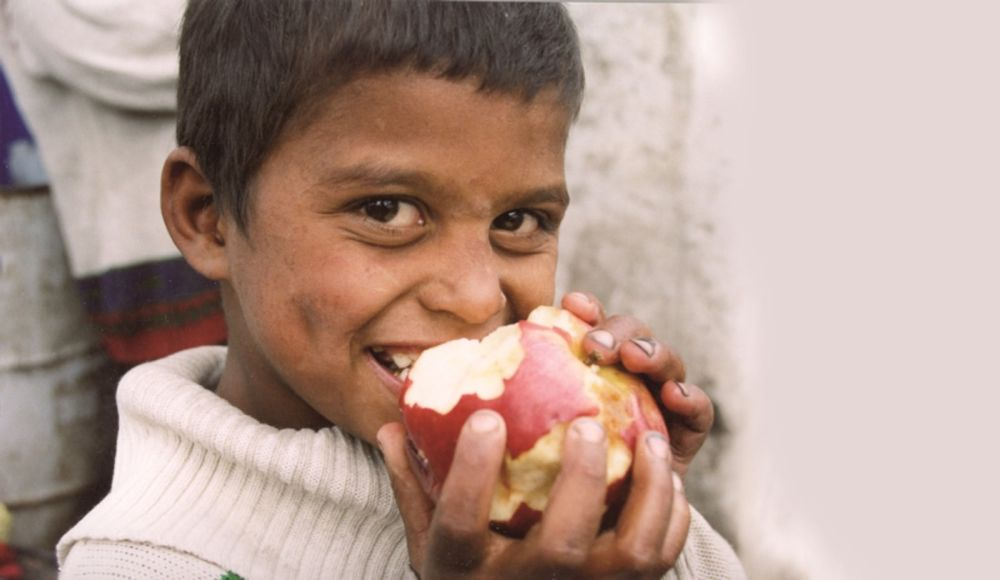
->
xmin=730 ymin=1 xmax=1000 ymax=579
xmin=567 ymin=1 xmax=1000 ymax=579
xmin=565 ymin=3 xmax=1000 ymax=578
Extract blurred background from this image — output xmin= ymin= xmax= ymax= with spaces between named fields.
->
xmin=564 ymin=0 xmax=759 ymax=574
xmin=3 ymin=1 xmax=999 ymax=579
xmin=573 ymin=3 xmax=1000 ymax=578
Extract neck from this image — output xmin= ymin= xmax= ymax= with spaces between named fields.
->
xmin=217 ymin=336 xmax=331 ymax=431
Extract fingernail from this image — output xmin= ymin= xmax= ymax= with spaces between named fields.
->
xmin=588 ymin=330 xmax=615 ymax=349
xmin=631 ymin=337 xmax=656 ymax=358
xmin=568 ymin=291 xmax=592 ymax=305
xmin=672 ymin=471 xmax=684 ymax=493
xmin=573 ymin=418 xmax=605 ymax=443
xmin=645 ymin=431 xmax=670 ymax=458
xmin=676 ymin=382 xmax=690 ymax=397
xmin=469 ymin=410 xmax=500 ymax=433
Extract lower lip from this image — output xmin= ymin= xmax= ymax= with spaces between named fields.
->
xmin=366 ymin=350 xmax=406 ymax=397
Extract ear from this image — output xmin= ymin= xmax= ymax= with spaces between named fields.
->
xmin=161 ymin=147 xmax=230 ymax=281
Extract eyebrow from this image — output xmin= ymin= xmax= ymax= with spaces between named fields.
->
xmin=317 ymin=161 xmax=570 ymax=207
xmin=510 ymin=185 xmax=570 ymax=207
xmin=318 ymin=162 xmax=435 ymax=191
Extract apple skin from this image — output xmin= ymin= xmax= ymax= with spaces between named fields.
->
xmin=399 ymin=306 xmax=668 ymax=538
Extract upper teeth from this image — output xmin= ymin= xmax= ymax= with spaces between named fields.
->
xmin=372 ymin=347 xmax=421 ymax=378
xmin=391 ymin=352 xmax=417 ymax=369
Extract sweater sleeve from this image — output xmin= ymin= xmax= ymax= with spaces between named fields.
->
xmin=668 ymin=508 xmax=747 ymax=580
xmin=60 ymin=539 xmax=229 ymax=579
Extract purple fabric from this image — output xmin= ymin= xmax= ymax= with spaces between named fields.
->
xmin=0 ymin=66 xmax=47 ymax=188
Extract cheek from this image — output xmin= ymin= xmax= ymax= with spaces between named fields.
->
xmin=507 ymin=254 xmax=558 ymax=316
xmin=230 ymin=240 xmax=345 ymax=351
xmin=289 ymin=258 xmax=387 ymax=336
xmin=292 ymin=249 xmax=425 ymax=344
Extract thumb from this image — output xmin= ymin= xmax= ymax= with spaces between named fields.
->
xmin=378 ymin=421 xmax=434 ymax=570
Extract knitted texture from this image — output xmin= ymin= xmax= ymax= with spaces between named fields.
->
xmin=61 ymin=540 xmax=225 ymax=579
xmin=676 ymin=510 xmax=747 ymax=579
xmin=57 ymin=347 xmax=744 ymax=579
xmin=57 ymin=347 xmax=411 ymax=579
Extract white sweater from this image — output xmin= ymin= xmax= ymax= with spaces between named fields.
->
xmin=58 ymin=347 xmax=745 ymax=579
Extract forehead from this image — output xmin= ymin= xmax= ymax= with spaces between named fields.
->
xmin=328 ymin=70 xmax=570 ymax=128
xmin=260 ymin=71 xmax=572 ymax=202
xmin=294 ymin=69 xmax=573 ymax=139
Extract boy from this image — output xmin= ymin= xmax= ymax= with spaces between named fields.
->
xmin=57 ymin=1 xmax=745 ymax=578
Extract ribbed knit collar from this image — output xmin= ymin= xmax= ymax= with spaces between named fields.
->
xmin=58 ymin=346 xmax=412 ymax=579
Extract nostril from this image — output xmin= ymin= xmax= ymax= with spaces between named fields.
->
xmin=416 ymin=238 xmax=506 ymax=324
xmin=418 ymin=279 xmax=507 ymax=326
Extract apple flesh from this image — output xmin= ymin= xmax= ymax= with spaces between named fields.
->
xmin=399 ymin=306 xmax=668 ymax=537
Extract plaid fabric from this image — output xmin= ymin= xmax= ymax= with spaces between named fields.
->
xmin=78 ymin=258 xmax=226 ymax=364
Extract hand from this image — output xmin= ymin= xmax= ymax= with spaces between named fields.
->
xmin=561 ymin=292 xmax=715 ymax=478
xmin=378 ymin=412 xmax=690 ymax=579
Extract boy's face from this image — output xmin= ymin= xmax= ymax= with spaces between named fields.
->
xmin=216 ymin=71 xmax=572 ymax=443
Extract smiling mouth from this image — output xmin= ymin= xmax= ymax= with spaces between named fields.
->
xmin=370 ymin=347 xmax=422 ymax=381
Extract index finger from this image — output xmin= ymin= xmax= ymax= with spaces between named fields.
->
xmin=504 ymin=418 xmax=609 ymax=576
xmin=561 ymin=291 xmax=605 ymax=325
xmin=619 ymin=336 xmax=687 ymax=384
xmin=425 ymin=410 xmax=507 ymax=574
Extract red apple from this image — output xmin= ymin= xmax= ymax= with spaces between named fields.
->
xmin=399 ymin=306 xmax=668 ymax=537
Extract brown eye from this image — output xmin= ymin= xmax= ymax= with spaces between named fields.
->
xmin=492 ymin=210 xmax=540 ymax=234
xmin=362 ymin=199 xmax=424 ymax=227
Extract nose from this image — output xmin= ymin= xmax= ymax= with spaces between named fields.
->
xmin=417 ymin=231 xmax=507 ymax=327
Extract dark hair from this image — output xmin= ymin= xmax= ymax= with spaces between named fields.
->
xmin=177 ymin=0 xmax=585 ymax=231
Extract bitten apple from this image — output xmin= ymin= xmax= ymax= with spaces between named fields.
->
xmin=399 ymin=306 xmax=668 ymax=537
